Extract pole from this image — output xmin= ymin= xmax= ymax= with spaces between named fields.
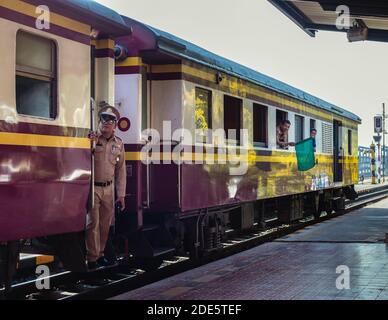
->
xmin=383 ymin=103 xmax=386 ymax=182
xmin=89 ymin=98 xmax=96 ymax=211
xmin=378 ymin=132 xmax=381 ymax=184
xmin=371 ymin=142 xmax=376 ymax=184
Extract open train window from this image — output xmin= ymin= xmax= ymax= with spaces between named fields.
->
xmin=195 ymin=87 xmax=212 ymax=143
xmin=276 ymin=109 xmax=288 ymax=125
xmin=15 ymin=31 xmax=57 ymax=119
xmin=310 ymin=119 xmax=316 ymax=131
xmin=295 ymin=115 xmax=304 ymax=143
xmin=224 ymin=95 xmax=242 ymax=145
xmin=253 ymin=103 xmax=268 ymax=147
xmin=348 ymin=129 xmax=352 ymax=155
xmin=276 ymin=110 xmax=289 ymax=149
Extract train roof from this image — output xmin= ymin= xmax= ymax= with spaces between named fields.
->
xmin=25 ymin=0 xmax=131 ymax=37
xmin=122 ymin=17 xmax=361 ymax=124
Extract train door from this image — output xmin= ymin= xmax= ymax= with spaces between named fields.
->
xmin=333 ymin=120 xmax=343 ymax=182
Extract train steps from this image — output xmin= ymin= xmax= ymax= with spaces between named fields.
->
xmin=127 ymin=224 xmax=175 ymax=269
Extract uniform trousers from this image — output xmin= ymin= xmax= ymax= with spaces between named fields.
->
xmin=86 ymin=185 xmax=114 ymax=262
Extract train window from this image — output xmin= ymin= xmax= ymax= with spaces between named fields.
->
xmin=15 ymin=31 xmax=57 ymax=119
xmin=348 ymin=129 xmax=352 ymax=155
xmin=195 ymin=87 xmax=212 ymax=143
xmin=295 ymin=115 xmax=304 ymax=143
xmin=276 ymin=110 xmax=290 ymax=150
xmin=253 ymin=103 xmax=268 ymax=147
xmin=310 ymin=119 xmax=316 ymax=131
xmin=224 ymin=95 xmax=242 ymax=144
xmin=276 ymin=110 xmax=288 ymax=125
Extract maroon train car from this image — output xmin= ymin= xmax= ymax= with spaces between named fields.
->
xmin=113 ymin=16 xmax=359 ymax=261
xmin=0 ymin=0 xmax=131 ymax=285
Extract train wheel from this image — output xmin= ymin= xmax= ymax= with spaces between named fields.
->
xmin=323 ymin=202 xmax=334 ymax=215
xmin=313 ymin=211 xmax=321 ymax=220
xmin=312 ymin=194 xmax=321 ymax=220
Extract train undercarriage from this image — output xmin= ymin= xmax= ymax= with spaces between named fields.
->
xmin=113 ymin=185 xmax=358 ymax=267
xmin=0 ymin=185 xmax=357 ymax=294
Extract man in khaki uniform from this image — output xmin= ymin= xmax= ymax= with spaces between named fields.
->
xmin=276 ymin=120 xmax=295 ymax=150
xmin=86 ymin=105 xmax=126 ymax=269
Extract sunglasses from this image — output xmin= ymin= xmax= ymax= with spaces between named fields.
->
xmin=100 ymin=114 xmax=117 ymax=124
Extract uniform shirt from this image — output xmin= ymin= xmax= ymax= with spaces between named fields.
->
xmin=312 ymin=138 xmax=316 ymax=152
xmin=94 ymin=133 xmax=126 ymax=198
xmin=276 ymin=125 xmax=289 ymax=150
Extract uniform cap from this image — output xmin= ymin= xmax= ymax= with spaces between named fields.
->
xmin=98 ymin=102 xmax=120 ymax=120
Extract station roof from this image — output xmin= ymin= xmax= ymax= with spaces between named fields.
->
xmin=269 ymin=0 xmax=388 ymax=42
xmin=122 ymin=16 xmax=361 ymax=123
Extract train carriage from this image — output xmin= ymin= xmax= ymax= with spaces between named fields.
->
xmin=0 ymin=0 xmax=131 ymax=284
xmin=0 ymin=0 xmax=362 ymax=287
xmin=113 ymin=16 xmax=360 ymax=258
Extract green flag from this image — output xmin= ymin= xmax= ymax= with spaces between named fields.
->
xmin=295 ymin=137 xmax=316 ymax=171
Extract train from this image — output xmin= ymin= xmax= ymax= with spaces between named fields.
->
xmin=0 ymin=0 xmax=361 ymax=287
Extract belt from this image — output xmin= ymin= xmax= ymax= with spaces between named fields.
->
xmin=94 ymin=181 xmax=113 ymax=187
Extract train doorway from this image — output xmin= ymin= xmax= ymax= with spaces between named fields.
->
xmin=333 ymin=120 xmax=343 ymax=183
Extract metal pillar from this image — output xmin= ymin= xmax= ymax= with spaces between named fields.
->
xmin=371 ymin=142 xmax=376 ymax=184
xmin=378 ymin=133 xmax=381 ymax=184
xmin=383 ymin=103 xmax=386 ymax=182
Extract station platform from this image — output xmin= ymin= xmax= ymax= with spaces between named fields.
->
xmin=354 ymin=179 xmax=388 ymax=194
xmin=112 ymin=197 xmax=388 ymax=300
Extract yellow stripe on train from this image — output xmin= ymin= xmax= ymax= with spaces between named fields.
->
xmin=0 ymin=132 xmax=90 ymax=149
xmin=125 ymin=151 xmax=357 ymax=164
xmin=0 ymin=0 xmax=91 ymax=36
xmin=115 ymin=57 xmax=145 ymax=67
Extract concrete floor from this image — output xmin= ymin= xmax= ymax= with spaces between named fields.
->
xmin=112 ymin=197 xmax=388 ymax=300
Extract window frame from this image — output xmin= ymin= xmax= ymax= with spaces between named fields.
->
xmin=348 ymin=129 xmax=352 ymax=155
xmin=294 ymin=114 xmax=305 ymax=143
xmin=223 ymin=94 xmax=243 ymax=145
xmin=276 ymin=109 xmax=288 ymax=125
xmin=252 ymin=103 xmax=268 ymax=148
xmin=310 ymin=119 xmax=316 ymax=132
xmin=15 ymin=30 xmax=58 ymax=120
xmin=194 ymin=87 xmax=213 ymax=144
xmin=275 ymin=109 xmax=290 ymax=150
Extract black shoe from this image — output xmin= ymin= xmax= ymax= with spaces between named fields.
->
xmin=97 ymin=257 xmax=116 ymax=267
xmin=87 ymin=261 xmax=101 ymax=270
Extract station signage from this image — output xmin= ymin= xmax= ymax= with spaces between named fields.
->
xmin=375 ymin=116 xmax=383 ymax=133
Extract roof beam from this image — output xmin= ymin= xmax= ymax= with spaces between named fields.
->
xmin=302 ymin=0 xmax=388 ymax=18
xmin=305 ymin=22 xmax=388 ymax=42
xmin=268 ymin=0 xmax=316 ymax=37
